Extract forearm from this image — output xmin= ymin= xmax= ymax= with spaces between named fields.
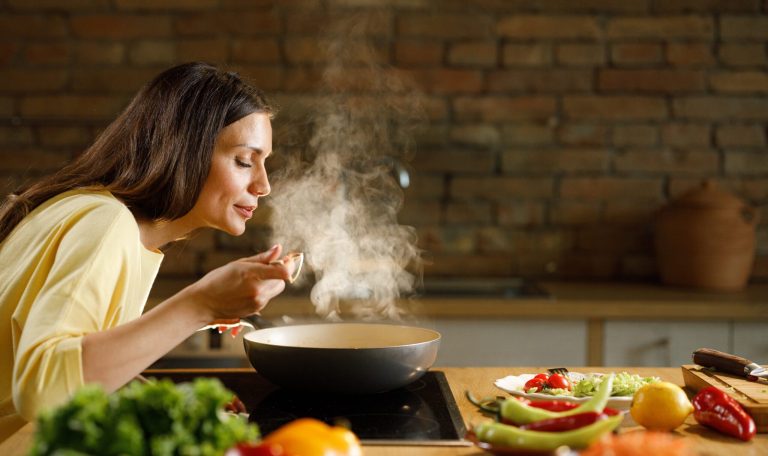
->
xmin=81 ymin=291 xmax=211 ymax=392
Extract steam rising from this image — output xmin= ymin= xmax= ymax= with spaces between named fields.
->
xmin=268 ymin=14 xmax=424 ymax=320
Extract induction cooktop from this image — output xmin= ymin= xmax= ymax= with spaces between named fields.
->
xmin=142 ymin=368 xmax=469 ymax=446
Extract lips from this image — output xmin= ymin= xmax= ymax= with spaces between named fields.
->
xmin=234 ymin=205 xmax=255 ymax=219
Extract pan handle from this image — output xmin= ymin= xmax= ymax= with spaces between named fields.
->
xmin=692 ymin=348 xmax=753 ymax=376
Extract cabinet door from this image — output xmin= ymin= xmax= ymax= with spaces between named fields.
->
xmin=426 ymin=319 xmax=586 ymax=367
xmin=604 ymin=320 xmax=730 ymax=367
xmin=733 ymin=322 xmax=768 ymax=362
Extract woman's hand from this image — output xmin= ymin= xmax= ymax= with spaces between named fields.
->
xmin=183 ymin=244 xmax=299 ymax=324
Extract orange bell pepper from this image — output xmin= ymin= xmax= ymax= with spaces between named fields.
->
xmin=260 ymin=418 xmax=363 ymax=456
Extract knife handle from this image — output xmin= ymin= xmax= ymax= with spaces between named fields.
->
xmin=693 ymin=348 xmax=753 ymax=376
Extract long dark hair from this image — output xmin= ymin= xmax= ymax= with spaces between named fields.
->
xmin=0 ymin=62 xmax=274 ymax=243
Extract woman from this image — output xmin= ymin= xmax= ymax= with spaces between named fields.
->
xmin=0 ymin=62 xmax=297 ymax=441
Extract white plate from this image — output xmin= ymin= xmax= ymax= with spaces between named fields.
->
xmin=494 ymin=372 xmax=633 ymax=411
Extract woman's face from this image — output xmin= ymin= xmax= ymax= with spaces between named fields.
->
xmin=188 ymin=112 xmax=273 ymax=236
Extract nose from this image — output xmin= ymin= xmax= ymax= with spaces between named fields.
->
xmin=249 ymin=167 xmax=270 ymax=197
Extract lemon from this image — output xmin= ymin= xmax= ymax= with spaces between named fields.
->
xmin=630 ymin=381 xmax=693 ymax=431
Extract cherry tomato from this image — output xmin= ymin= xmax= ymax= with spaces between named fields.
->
xmin=533 ymin=373 xmax=549 ymax=381
xmin=225 ymin=443 xmax=283 ymax=456
xmin=546 ymin=373 xmax=572 ymax=390
xmin=524 ymin=377 xmax=547 ymax=392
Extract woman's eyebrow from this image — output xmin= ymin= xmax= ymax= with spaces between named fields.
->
xmin=236 ymin=144 xmax=272 ymax=157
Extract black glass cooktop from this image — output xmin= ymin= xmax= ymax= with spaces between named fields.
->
xmin=142 ymin=369 xmax=468 ymax=446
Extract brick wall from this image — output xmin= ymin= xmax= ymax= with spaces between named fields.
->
xmin=0 ymin=0 xmax=767 ymax=292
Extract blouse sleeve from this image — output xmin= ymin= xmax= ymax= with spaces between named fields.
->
xmin=11 ymin=203 xmax=137 ymax=421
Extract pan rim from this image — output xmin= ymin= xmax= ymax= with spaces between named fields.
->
xmin=243 ymin=322 xmax=441 ymax=349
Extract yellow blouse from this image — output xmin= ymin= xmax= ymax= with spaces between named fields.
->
xmin=0 ymin=189 xmax=163 ymax=442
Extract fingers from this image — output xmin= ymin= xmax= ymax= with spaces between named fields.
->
xmin=244 ymin=244 xmax=283 ymax=264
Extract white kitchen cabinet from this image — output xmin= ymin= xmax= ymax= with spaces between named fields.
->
xmin=733 ymin=322 xmax=768 ymax=363
xmin=424 ymin=319 xmax=587 ymax=367
xmin=604 ymin=320 xmax=731 ymax=367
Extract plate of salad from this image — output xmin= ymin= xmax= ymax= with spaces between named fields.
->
xmin=494 ymin=371 xmax=659 ymax=411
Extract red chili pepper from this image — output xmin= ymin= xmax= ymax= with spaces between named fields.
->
xmin=524 ymin=398 xmax=579 ymax=412
xmin=692 ymin=386 xmax=756 ymax=441
xmin=519 ymin=412 xmax=606 ymax=432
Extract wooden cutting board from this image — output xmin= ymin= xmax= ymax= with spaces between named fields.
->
xmin=682 ymin=364 xmax=768 ymax=433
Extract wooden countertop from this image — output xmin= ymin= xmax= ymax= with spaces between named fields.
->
xmin=1 ymin=367 xmax=765 ymax=455
xmin=254 ymin=281 xmax=768 ymax=320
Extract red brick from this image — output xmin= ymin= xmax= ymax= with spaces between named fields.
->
xmin=721 ymin=17 xmax=768 ymax=39
xmin=397 ymin=14 xmax=494 ymax=39
xmin=0 ymin=126 xmax=34 ymax=145
xmin=498 ymin=201 xmax=545 ymax=227
xmin=550 ymin=201 xmax=601 ymax=225
xmin=710 ymin=71 xmax=768 ymax=93
xmin=610 ymin=43 xmax=663 ymax=65
xmin=424 ymin=253 xmax=517 ymax=277
xmin=556 ymin=44 xmax=606 ymax=66
xmin=0 ymin=98 xmax=13 ymax=117
xmin=221 ymin=65 xmax=283 ymax=91
xmin=607 ymin=16 xmax=714 ymax=39
xmin=717 ymin=125 xmax=766 ymax=147
xmin=418 ymin=226 xmax=476 ymax=254
xmin=449 ymin=125 xmax=500 ymax=147
xmin=502 ymin=44 xmax=552 ymax=67
xmin=21 ymin=95 xmax=126 ymax=120
xmin=666 ymin=43 xmax=715 ymax=66
xmin=176 ymin=38 xmax=228 ymax=62
xmin=115 ymin=0 xmax=218 ymax=10
xmin=733 ymin=177 xmax=768 ymax=200
xmin=37 ymin=126 xmax=92 ymax=147
xmin=74 ymin=42 xmax=125 ymax=65
xmin=399 ymin=201 xmax=441 ymax=225
xmin=413 ymin=149 xmax=495 ymax=173
xmin=128 ymin=40 xmax=175 ymax=65
xmin=564 ymin=96 xmax=667 ymax=120
xmin=445 ymin=201 xmax=494 ymax=224
xmin=561 ymin=177 xmax=662 ymax=199
xmin=603 ymin=199 xmax=662 ymax=225
xmin=0 ymin=148 xmax=71 ymax=172
xmin=0 ymin=43 xmax=19 ymax=66
xmin=520 ymin=0 xmax=650 ymax=13
xmin=222 ymin=0 xmax=300 ymax=8
xmin=71 ymin=15 xmax=172 ymax=39
xmin=285 ymin=12 xmax=392 ymax=37
xmin=71 ymin=68 xmax=158 ymax=93
xmin=0 ymin=15 xmax=68 ymax=38
xmin=509 ymin=229 xmax=572 ymax=254
xmin=23 ymin=43 xmax=71 ymax=65
xmin=231 ymin=38 xmax=281 ymax=63
xmin=0 ymin=70 xmax=68 ymax=92
xmin=614 ymin=148 xmax=719 ymax=174
xmin=448 ymin=41 xmax=497 ymax=68
xmin=280 ymin=67 xmax=321 ymax=91
xmin=451 ymin=176 xmax=554 ymax=199
xmin=501 ymin=123 xmax=554 ymax=146
xmin=415 ymin=97 xmax=450 ymax=120
xmin=599 ymin=69 xmax=706 ymax=93
xmin=613 ymin=125 xmax=659 ymax=147
xmin=674 ymin=96 xmax=768 ymax=120
xmin=488 ymin=69 xmax=592 ymax=93
xmin=661 ymin=123 xmax=711 ymax=147
xmin=651 ymin=0 xmax=760 ymax=12
xmin=725 ymin=151 xmax=768 ymax=174
xmin=502 ymin=148 xmax=608 ymax=173
xmin=6 ymin=0 xmax=109 ymax=9
xmin=557 ymin=123 xmax=609 ymax=146
xmin=497 ymin=15 xmax=600 ymax=39
xmin=718 ymin=44 xmax=767 ymax=66
xmin=403 ymin=174 xmax=444 ymax=199
xmin=405 ymin=69 xmax=484 ymax=94
xmin=455 ymin=96 xmax=556 ymax=122
xmin=175 ymin=12 xmax=280 ymax=36
xmin=395 ymin=41 xmax=443 ymax=66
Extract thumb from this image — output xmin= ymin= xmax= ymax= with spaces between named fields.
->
xmin=246 ymin=244 xmax=282 ymax=264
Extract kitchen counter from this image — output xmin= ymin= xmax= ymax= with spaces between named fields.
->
xmin=1 ymin=367 xmax=765 ymax=455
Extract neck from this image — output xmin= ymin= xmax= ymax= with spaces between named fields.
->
xmin=136 ymin=217 xmax=197 ymax=251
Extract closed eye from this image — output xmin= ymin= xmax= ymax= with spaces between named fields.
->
xmin=235 ymin=158 xmax=252 ymax=168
